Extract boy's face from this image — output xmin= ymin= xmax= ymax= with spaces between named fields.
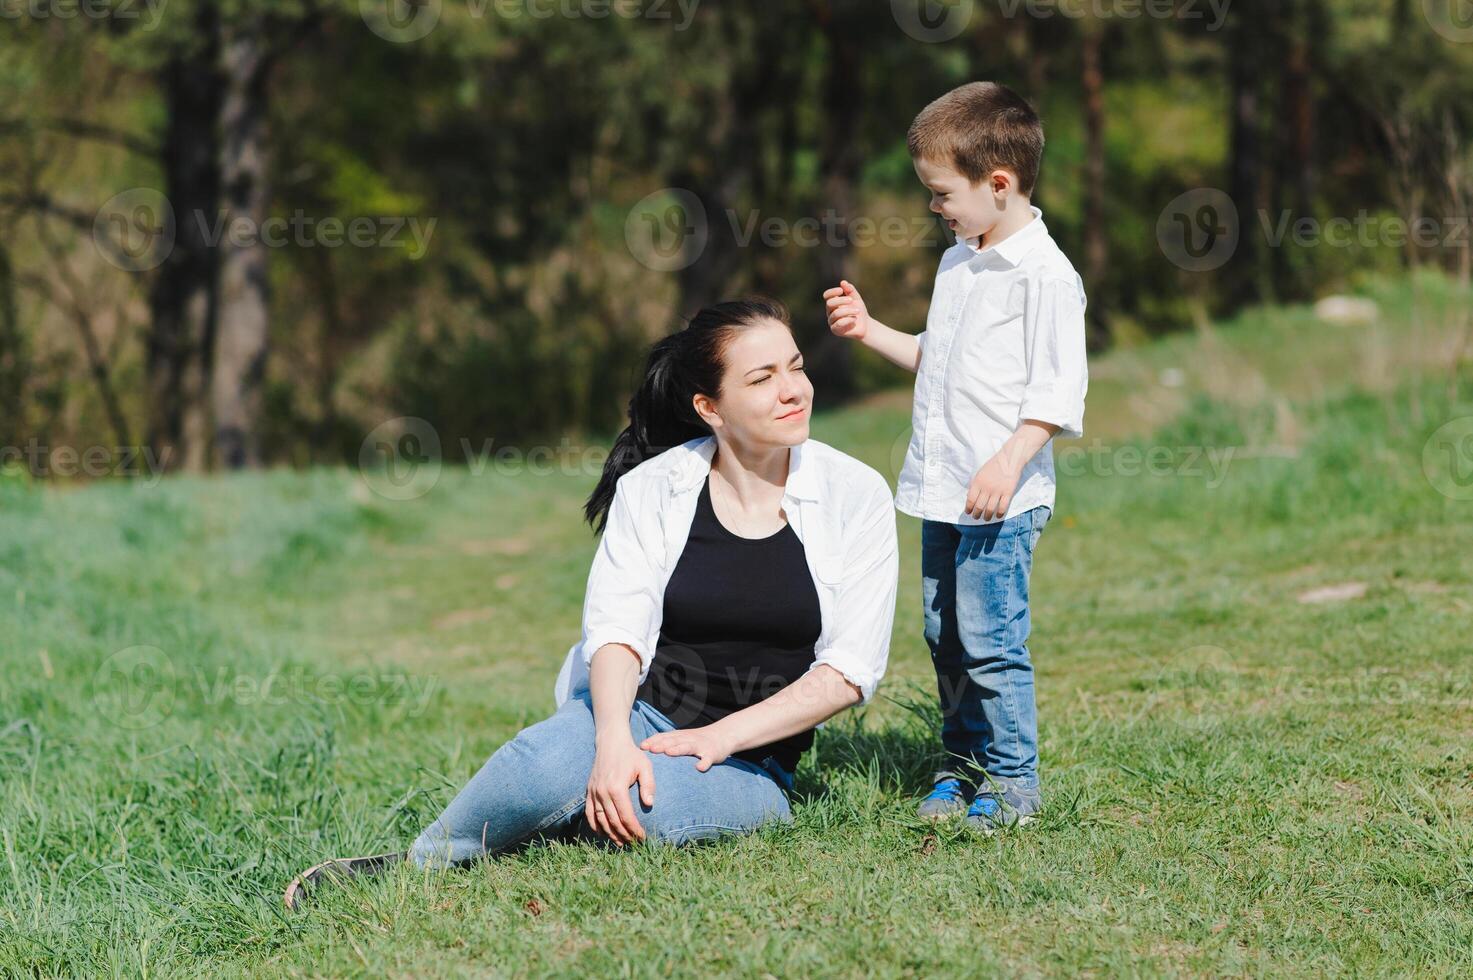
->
xmin=913 ymin=154 xmax=1014 ymax=245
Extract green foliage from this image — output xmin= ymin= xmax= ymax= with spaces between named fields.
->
xmin=4 ymin=0 xmax=1473 ymax=466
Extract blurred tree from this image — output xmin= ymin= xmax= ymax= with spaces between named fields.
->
xmin=146 ymin=4 xmax=223 ymax=471
xmin=3 ymin=0 xmax=1472 ymax=469
xmin=0 ymin=242 xmax=22 ymax=449
xmin=1226 ymin=0 xmax=1267 ymax=305
xmin=1080 ymin=17 xmax=1108 ymax=346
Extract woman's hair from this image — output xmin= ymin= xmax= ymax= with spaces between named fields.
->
xmin=584 ymin=296 xmax=792 ymax=534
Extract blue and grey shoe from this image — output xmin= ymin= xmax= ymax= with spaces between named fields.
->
xmin=966 ymin=778 xmax=1042 ymax=833
xmin=916 ymin=772 xmax=974 ymax=820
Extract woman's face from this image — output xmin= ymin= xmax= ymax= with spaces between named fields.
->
xmin=694 ymin=319 xmax=813 ymax=449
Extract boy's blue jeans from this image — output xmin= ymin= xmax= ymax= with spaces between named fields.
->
xmin=410 ymin=692 xmax=794 ymax=866
xmin=921 ymin=505 xmax=1051 ymax=792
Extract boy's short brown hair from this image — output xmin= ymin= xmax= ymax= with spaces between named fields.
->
xmin=907 ymin=82 xmax=1044 ymax=196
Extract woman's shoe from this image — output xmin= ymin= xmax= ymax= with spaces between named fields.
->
xmin=283 ymin=852 xmax=406 ymax=910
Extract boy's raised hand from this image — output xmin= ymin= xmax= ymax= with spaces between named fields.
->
xmin=824 ymin=280 xmax=871 ymax=340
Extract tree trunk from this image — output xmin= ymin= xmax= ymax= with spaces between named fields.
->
xmin=673 ymin=13 xmax=785 ymax=320
xmin=310 ymin=245 xmax=344 ymax=463
xmin=1081 ymin=23 xmax=1108 ymax=347
xmin=1267 ymin=0 xmax=1315 ymax=301
xmin=212 ymin=19 xmax=273 ymax=470
xmin=811 ymin=7 xmax=862 ymax=401
xmin=0 ymin=242 xmax=22 ymax=446
xmin=674 ymin=175 xmax=746 ymax=319
xmin=1285 ymin=10 xmax=1316 ymax=219
xmin=1227 ymin=1 xmax=1264 ymax=307
xmin=147 ymin=12 xmax=223 ymax=473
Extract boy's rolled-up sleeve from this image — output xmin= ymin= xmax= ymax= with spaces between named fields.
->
xmin=807 ymin=472 xmax=899 ymax=705
xmin=1018 ymin=275 xmax=1089 ymax=439
xmin=580 ymin=477 xmax=662 ymax=683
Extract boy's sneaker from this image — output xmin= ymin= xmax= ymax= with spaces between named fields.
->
xmin=965 ymin=779 xmax=1042 ymax=834
xmin=916 ymin=772 xmax=974 ymax=820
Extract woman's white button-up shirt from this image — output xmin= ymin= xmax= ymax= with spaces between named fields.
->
xmin=555 ymin=436 xmax=899 ymax=708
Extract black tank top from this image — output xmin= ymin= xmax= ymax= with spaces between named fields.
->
xmin=636 ymin=472 xmax=822 ymax=773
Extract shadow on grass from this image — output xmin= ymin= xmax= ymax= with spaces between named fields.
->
xmin=791 ymin=682 xmax=949 ymax=804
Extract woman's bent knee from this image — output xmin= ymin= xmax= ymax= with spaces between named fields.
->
xmin=410 ymin=699 xmax=598 ymax=862
xmin=630 ymin=755 xmax=792 ymax=846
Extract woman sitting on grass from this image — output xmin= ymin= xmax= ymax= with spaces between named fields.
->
xmin=286 ymin=297 xmax=898 ymax=908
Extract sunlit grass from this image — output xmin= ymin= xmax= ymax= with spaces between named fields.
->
xmin=2 ymin=280 xmax=1471 ymax=976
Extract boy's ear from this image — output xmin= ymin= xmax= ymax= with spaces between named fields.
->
xmin=989 ymin=168 xmax=1017 ymax=196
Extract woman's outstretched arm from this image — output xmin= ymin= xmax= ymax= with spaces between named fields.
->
xmin=585 ymin=643 xmax=656 ymax=846
xmin=638 ymin=664 xmax=861 ymax=771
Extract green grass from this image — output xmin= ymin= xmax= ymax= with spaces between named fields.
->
xmin=3 ymin=276 xmax=1472 ymax=977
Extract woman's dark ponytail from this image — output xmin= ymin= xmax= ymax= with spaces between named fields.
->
xmin=584 ymin=297 xmax=790 ymax=534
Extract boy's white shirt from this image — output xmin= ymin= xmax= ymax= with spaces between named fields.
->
xmin=554 ymin=435 xmax=899 ymax=709
xmin=895 ymin=205 xmax=1089 ymax=525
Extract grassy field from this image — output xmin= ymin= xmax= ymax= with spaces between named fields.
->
xmin=2 ymin=273 xmax=1472 ymax=977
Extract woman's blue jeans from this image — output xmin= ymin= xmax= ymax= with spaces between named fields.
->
xmin=410 ymin=692 xmax=794 ymax=866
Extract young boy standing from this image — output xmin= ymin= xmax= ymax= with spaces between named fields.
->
xmin=824 ymin=82 xmax=1088 ymax=831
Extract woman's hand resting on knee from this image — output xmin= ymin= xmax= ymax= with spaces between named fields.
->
xmin=585 ymin=733 xmax=655 ymax=846
xmin=640 ymin=725 xmax=733 ymax=772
